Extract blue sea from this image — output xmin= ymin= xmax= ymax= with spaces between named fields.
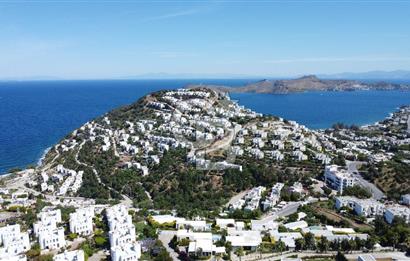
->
xmin=1 ymin=79 xmax=410 ymax=174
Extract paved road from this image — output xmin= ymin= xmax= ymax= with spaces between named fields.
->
xmin=158 ymin=230 xmax=179 ymax=261
xmin=196 ymin=124 xmax=241 ymax=156
xmin=236 ymin=250 xmax=409 ymax=261
xmin=262 ymin=202 xmax=302 ymax=221
xmin=346 ymin=161 xmax=385 ymax=200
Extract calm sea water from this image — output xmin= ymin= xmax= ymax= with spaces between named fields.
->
xmin=1 ymin=79 xmax=410 ymax=174
xmin=231 ymin=90 xmax=410 ymax=129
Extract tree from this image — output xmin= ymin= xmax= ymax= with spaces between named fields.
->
xmin=365 ymin=237 xmax=376 ymax=252
xmin=38 ymin=254 xmax=54 ymax=261
xmin=390 ymin=232 xmax=399 ymax=250
xmin=336 ymin=251 xmax=348 ymax=261
xmin=287 ymin=212 xmax=298 ymax=223
xmin=154 ymin=249 xmax=172 ymax=261
xmin=94 ymin=236 xmax=107 ymax=247
xmin=68 ymin=233 xmax=78 ymax=240
xmin=304 ymin=232 xmax=316 ymax=250
xmin=234 ymin=246 xmax=244 ymax=261
xmin=348 ymin=239 xmax=357 ymax=253
xmin=295 ymin=238 xmax=305 ymax=251
xmin=341 ymin=239 xmax=351 ymax=252
xmin=318 ymin=236 xmax=329 ymax=253
xmin=342 ymin=185 xmax=372 ymax=199
xmin=274 ymin=240 xmax=286 ymax=254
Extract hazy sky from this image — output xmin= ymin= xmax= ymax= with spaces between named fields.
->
xmin=1 ymin=0 xmax=410 ymax=79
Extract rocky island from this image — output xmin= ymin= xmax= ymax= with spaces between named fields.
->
xmin=0 ymin=87 xmax=409 ymax=261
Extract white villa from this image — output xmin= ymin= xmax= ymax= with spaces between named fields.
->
xmin=53 ymin=250 xmax=85 ymax=261
xmin=38 ymin=227 xmax=66 ymax=250
xmin=226 ymin=230 xmax=261 ymax=250
xmin=111 ymin=242 xmax=142 ymax=261
xmin=106 ymin=205 xmax=141 ymax=261
xmin=324 ymin=165 xmax=356 ymax=193
xmin=34 ymin=209 xmax=66 ymax=250
xmin=384 ymin=205 xmax=410 ymax=224
xmin=0 ymin=224 xmax=30 ymax=260
xmin=335 ymin=196 xmax=385 ymax=217
xmin=69 ymin=206 xmax=95 ymax=236
xmin=188 ymin=239 xmax=225 ymax=257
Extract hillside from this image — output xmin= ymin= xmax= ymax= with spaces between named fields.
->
xmin=36 ymin=87 xmax=410 ymax=216
xmin=186 ymin=75 xmax=410 ymax=94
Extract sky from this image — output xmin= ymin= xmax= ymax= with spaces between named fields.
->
xmin=1 ymin=0 xmax=410 ymax=79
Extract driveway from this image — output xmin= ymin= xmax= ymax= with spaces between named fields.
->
xmin=346 ymin=161 xmax=385 ymax=200
xmin=158 ymin=230 xmax=179 ymax=261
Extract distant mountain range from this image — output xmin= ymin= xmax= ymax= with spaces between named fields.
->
xmin=1 ymin=70 xmax=410 ymax=81
xmin=186 ymin=75 xmax=410 ymax=94
xmin=125 ymin=70 xmax=410 ymax=80
xmin=318 ymin=70 xmax=410 ymax=80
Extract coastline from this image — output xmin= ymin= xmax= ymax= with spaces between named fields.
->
xmin=37 ymin=146 xmax=51 ymax=167
xmin=1 ymin=88 xmax=410 ymax=175
xmin=1 ymin=104 xmax=405 ymax=176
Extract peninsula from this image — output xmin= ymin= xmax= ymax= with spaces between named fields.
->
xmin=0 ymin=87 xmax=409 ymax=261
xmin=186 ymin=75 xmax=410 ymax=94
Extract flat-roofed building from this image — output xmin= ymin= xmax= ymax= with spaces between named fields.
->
xmin=69 ymin=207 xmax=94 ymax=236
xmin=324 ymin=165 xmax=356 ymax=193
xmin=188 ymin=239 xmax=225 ymax=257
xmin=226 ymin=230 xmax=261 ymax=250
xmin=385 ymin=205 xmax=410 ymax=224
xmin=53 ymin=250 xmax=85 ymax=261
xmin=0 ymin=224 xmax=30 ymax=260
xmin=110 ymin=242 xmax=141 ymax=261
xmin=38 ymin=227 xmax=66 ymax=250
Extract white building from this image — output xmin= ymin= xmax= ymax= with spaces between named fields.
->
xmin=324 ymin=165 xmax=356 ymax=193
xmin=150 ymin=215 xmax=185 ymax=225
xmin=106 ymin=205 xmax=141 ymax=260
xmin=226 ymin=230 xmax=261 ymax=250
xmin=335 ymin=196 xmax=385 ymax=217
xmin=384 ymin=205 xmax=410 ymax=224
xmin=401 ymin=194 xmax=410 ymax=206
xmin=69 ymin=207 xmax=95 ymax=236
xmin=53 ymin=250 xmax=85 ymax=261
xmin=289 ymin=182 xmax=304 ymax=194
xmin=188 ymin=239 xmax=225 ymax=257
xmin=284 ymin=221 xmax=308 ymax=231
xmin=111 ymin=242 xmax=142 ymax=261
xmin=176 ymin=220 xmax=209 ymax=231
xmin=38 ymin=227 xmax=66 ymax=250
xmin=0 ymin=224 xmax=30 ymax=260
xmin=251 ymin=219 xmax=278 ymax=232
xmin=176 ymin=230 xmax=212 ymax=242
xmin=1 ymin=255 xmax=27 ymax=261
xmin=33 ymin=209 xmax=62 ymax=237
xmin=354 ymin=199 xmax=385 ymax=217
xmin=215 ymin=219 xmax=235 ymax=229
xmin=270 ymin=231 xmax=303 ymax=249
xmin=357 ymin=254 xmax=376 ymax=261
